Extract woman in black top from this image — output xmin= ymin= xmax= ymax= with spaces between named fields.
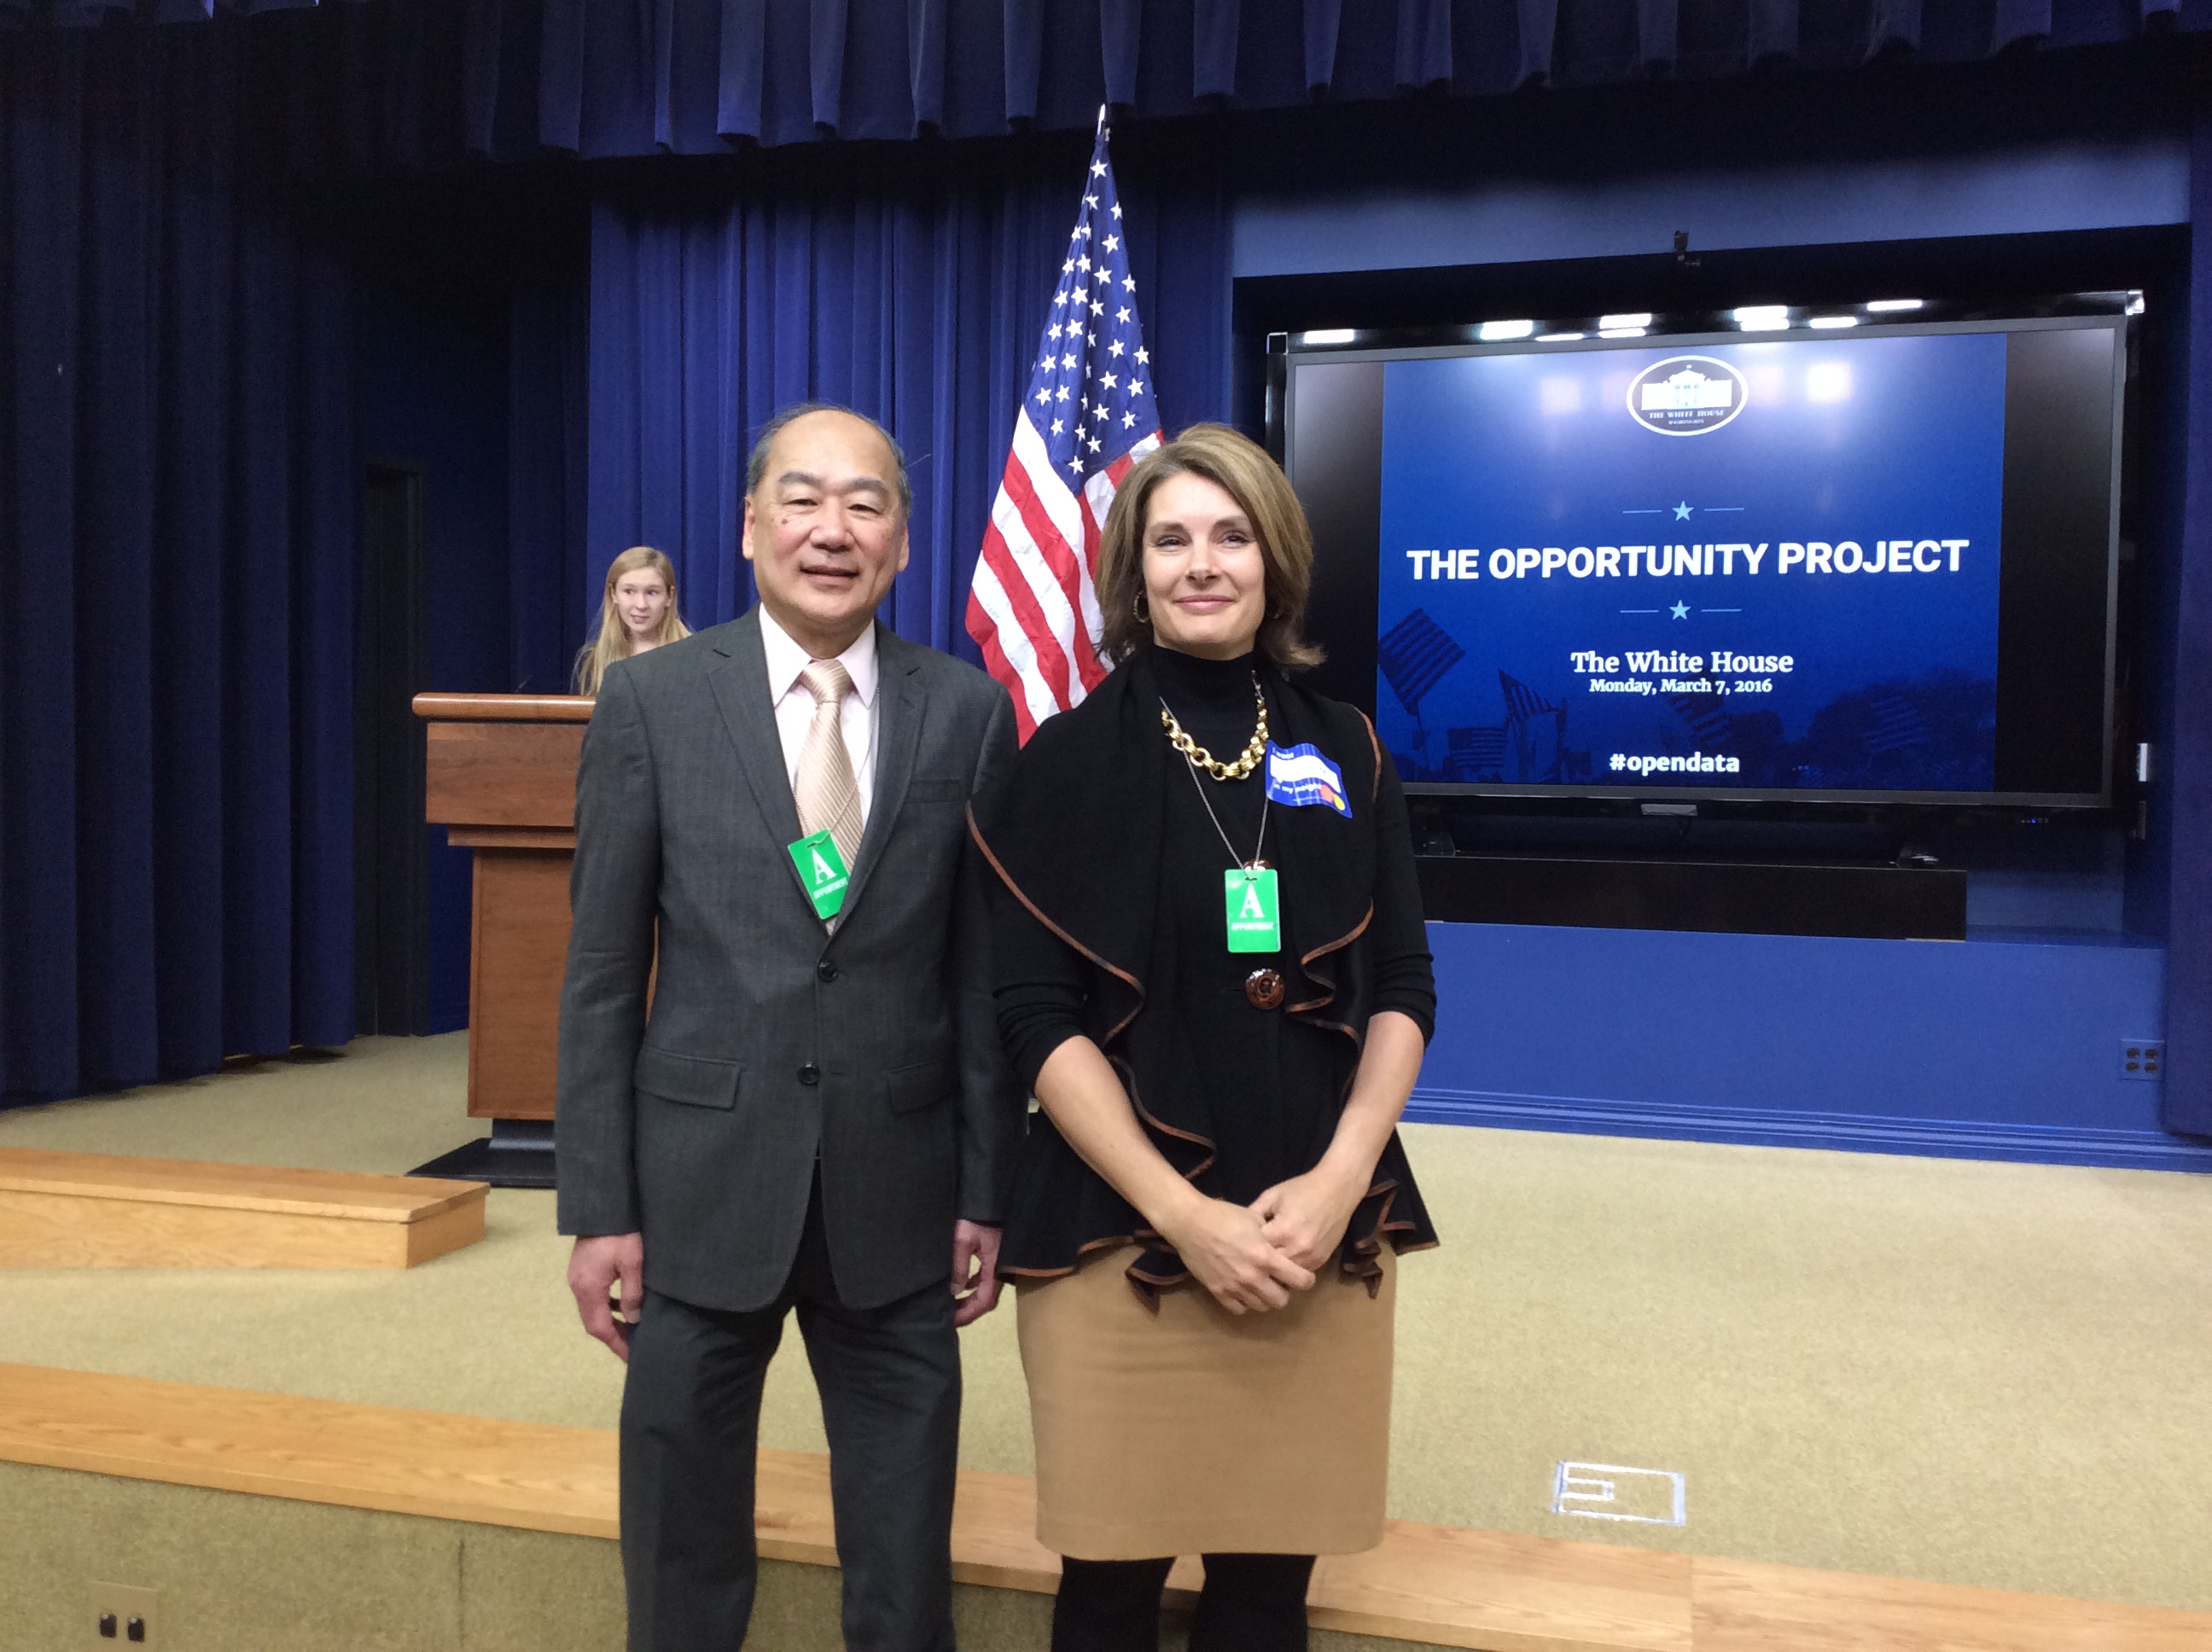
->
xmin=972 ymin=424 xmax=1437 ymax=1652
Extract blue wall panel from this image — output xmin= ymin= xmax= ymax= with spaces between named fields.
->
xmin=1412 ymin=921 xmax=2209 ymax=1170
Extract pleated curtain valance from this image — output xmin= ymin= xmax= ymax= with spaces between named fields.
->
xmin=3 ymin=0 xmax=2201 ymax=164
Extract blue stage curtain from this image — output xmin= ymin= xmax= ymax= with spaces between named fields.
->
xmin=585 ymin=137 xmax=1229 ymax=660
xmin=3 ymin=0 xmax=2202 ymax=159
xmin=509 ymin=251 xmax=594 ymax=697
xmin=0 ymin=26 xmax=357 ymax=1105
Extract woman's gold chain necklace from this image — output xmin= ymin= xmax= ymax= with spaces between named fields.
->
xmin=1159 ymin=675 xmax=1269 ymax=781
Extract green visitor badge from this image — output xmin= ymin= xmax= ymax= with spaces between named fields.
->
xmin=1224 ymin=867 xmax=1281 ymax=954
xmin=788 ymin=830 xmax=851 ymax=920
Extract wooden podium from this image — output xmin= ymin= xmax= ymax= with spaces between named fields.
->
xmin=408 ymin=693 xmax=593 ymax=1188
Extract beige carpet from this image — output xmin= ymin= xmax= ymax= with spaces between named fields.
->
xmin=2 ymin=1033 xmax=2207 ymax=1614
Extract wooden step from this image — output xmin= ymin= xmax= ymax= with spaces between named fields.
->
xmin=2 ymin=1364 xmax=2204 ymax=1650
xmin=0 ymin=1149 xmax=486 ymax=1269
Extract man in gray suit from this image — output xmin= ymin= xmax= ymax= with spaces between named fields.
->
xmin=557 ymin=404 xmax=1022 ymax=1651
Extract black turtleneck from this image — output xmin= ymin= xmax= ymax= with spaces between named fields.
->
xmin=1150 ymin=643 xmax=1267 ymax=747
xmin=1151 ymin=644 xmax=1271 ymax=870
xmin=993 ymin=642 xmax=1438 ymax=1213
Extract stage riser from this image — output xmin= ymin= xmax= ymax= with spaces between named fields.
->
xmin=0 ymin=1149 xmax=488 ymax=1271
xmin=0 ymin=1190 xmax=483 ymax=1270
xmin=0 ymin=1464 xmax=1414 ymax=1652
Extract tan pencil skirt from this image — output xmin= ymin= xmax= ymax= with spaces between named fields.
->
xmin=1015 ymin=1243 xmax=1396 ymax=1560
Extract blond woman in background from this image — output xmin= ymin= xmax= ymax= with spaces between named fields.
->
xmin=574 ymin=546 xmax=690 ymax=695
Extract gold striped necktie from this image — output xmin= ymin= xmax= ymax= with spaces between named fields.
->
xmin=795 ymin=658 xmax=863 ymax=869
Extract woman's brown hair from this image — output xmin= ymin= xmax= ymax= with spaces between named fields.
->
xmin=1094 ymin=423 xmax=1324 ymax=670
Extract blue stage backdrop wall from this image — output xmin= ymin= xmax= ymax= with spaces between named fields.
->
xmin=585 ymin=137 xmax=1230 ymax=658
xmin=1225 ymin=108 xmax=2212 ymax=1149
xmin=0 ymin=30 xmax=357 ymax=1105
xmin=1412 ymin=923 xmax=2212 ymax=1170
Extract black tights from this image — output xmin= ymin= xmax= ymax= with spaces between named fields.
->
xmin=1051 ymin=1552 xmax=1316 ymax=1652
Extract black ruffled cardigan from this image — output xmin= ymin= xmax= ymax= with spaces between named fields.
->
xmin=970 ymin=647 xmax=1440 ymax=1305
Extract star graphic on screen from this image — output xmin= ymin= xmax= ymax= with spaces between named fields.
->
xmin=1669 ymin=600 xmax=1691 ymax=619
xmin=1673 ymin=501 xmax=1693 ymax=521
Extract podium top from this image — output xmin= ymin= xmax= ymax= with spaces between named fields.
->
xmin=414 ymin=693 xmax=594 ymax=724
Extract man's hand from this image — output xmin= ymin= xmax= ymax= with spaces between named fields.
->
xmin=568 ymin=1232 xmax=645 ymax=1362
xmin=951 ymin=1220 xmax=1004 ymax=1327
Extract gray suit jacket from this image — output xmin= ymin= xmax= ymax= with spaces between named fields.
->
xmin=555 ymin=608 xmax=1023 ymax=1313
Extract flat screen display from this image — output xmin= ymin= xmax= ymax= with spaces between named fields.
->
xmin=1284 ymin=316 xmax=2125 ymax=808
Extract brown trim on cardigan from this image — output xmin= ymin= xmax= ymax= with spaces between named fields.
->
xmin=1112 ymin=1056 xmax=1220 ymax=1176
xmin=1302 ymin=901 xmax=1376 ymax=972
xmin=1286 ymin=902 xmax=1377 ymax=1020
xmin=970 ymin=805 xmax=1146 ymax=1048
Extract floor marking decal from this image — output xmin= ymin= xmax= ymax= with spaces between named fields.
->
xmin=1551 ymin=1461 xmax=1687 ymax=1526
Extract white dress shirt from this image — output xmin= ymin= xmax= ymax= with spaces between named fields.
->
xmin=760 ymin=607 xmax=879 ymax=825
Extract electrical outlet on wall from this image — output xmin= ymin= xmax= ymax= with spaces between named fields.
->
xmin=84 ymin=1583 xmax=158 ymax=1645
xmin=2121 ymin=1040 xmax=2163 ymax=1081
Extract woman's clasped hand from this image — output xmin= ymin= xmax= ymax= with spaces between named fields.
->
xmin=1158 ymin=1190 xmax=1318 ymax=1315
xmin=1156 ymin=1163 xmax=1371 ymax=1314
xmin=1251 ymin=1165 xmax=1373 ymax=1273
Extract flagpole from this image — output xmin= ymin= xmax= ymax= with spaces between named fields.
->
xmin=965 ymin=96 xmax=1164 ymax=741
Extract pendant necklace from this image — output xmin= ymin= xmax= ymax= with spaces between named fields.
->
xmin=1160 ymin=677 xmax=1283 ymax=963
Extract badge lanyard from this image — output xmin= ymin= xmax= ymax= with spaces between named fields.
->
xmin=1162 ymin=696 xmax=1282 ymax=955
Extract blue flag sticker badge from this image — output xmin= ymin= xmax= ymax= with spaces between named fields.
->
xmin=1265 ymin=742 xmax=1352 ymax=817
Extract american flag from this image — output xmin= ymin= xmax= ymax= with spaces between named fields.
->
xmin=1377 ymin=609 xmax=1464 ymax=718
xmin=966 ymin=115 xmax=1161 ymax=742
xmin=1498 ymin=671 xmax=1560 ymax=725
xmin=1447 ymin=725 xmax=1507 ymax=782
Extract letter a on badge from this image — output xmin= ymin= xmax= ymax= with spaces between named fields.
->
xmin=787 ymin=829 xmax=851 ymax=920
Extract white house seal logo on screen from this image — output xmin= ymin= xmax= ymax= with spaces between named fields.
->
xmin=1627 ymin=356 xmax=1748 ymax=436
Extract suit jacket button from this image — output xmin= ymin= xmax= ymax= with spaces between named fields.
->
xmin=817 ymin=958 xmax=840 ymax=983
xmin=798 ymin=1063 xmax=821 ymax=1086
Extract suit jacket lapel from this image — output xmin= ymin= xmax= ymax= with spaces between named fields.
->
xmin=835 ymin=623 xmax=922 ymax=928
xmin=704 ymin=612 xmax=812 ymax=908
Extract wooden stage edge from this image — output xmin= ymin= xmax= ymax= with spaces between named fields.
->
xmin=0 ymin=1150 xmax=486 ymax=1270
xmin=1 ymin=1365 xmax=2202 ymax=1652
